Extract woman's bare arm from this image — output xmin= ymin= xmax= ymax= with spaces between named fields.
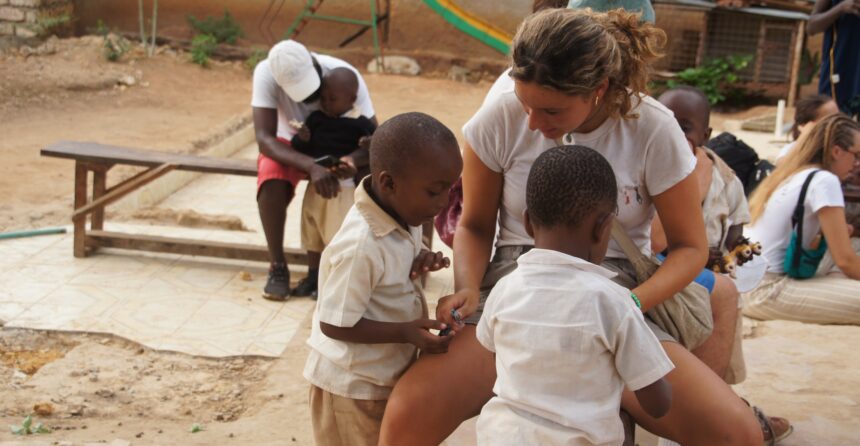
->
xmin=818 ymin=206 xmax=860 ymax=278
xmin=435 ymin=143 xmax=503 ymax=325
xmin=635 ymin=173 xmax=708 ymax=310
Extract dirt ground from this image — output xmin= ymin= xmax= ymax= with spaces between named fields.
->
xmin=0 ymin=35 xmax=492 ymax=445
xmin=2 ymin=35 xmax=855 ymax=445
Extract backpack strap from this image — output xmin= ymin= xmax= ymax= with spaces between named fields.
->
xmin=789 ymin=170 xmax=821 ymax=269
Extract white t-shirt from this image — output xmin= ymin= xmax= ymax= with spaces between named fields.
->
xmin=463 ymin=82 xmax=695 ymax=258
xmin=476 ymin=249 xmax=674 ymax=446
xmin=776 ymin=141 xmax=796 ymax=162
xmin=251 ymin=54 xmax=375 ymax=141
xmin=749 ymin=168 xmax=844 ymax=274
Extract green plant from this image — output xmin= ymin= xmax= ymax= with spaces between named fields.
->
xmin=245 ymin=48 xmax=267 ymax=71
xmin=96 ymin=20 xmax=129 ymax=62
xmin=28 ymin=12 xmax=73 ymax=37
xmin=190 ymin=423 xmax=205 ymax=433
xmin=187 ymin=10 xmax=243 ymax=44
xmin=9 ymin=415 xmax=51 ymax=435
xmin=663 ymin=55 xmax=753 ymax=105
xmin=799 ymin=48 xmax=820 ymax=86
xmin=190 ymin=33 xmax=217 ymax=67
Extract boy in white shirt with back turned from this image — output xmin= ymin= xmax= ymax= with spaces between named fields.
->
xmin=476 ymin=145 xmax=674 ymax=446
xmin=303 ymin=112 xmax=462 ymax=446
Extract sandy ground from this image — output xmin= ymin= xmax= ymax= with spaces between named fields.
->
xmin=1 ymin=36 xmax=858 ymax=445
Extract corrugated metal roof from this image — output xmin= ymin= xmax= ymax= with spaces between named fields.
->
xmin=654 ymin=0 xmax=809 ymax=19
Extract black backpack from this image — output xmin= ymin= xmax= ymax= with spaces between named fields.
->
xmin=705 ymin=132 xmax=773 ymax=196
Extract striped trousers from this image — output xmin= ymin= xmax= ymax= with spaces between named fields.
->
xmin=742 ymin=238 xmax=860 ymax=325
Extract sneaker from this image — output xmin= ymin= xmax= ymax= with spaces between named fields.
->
xmin=263 ymin=263 xmax=290 ymax=301
xmin=292 ymin=276 xmax=318 ymax=299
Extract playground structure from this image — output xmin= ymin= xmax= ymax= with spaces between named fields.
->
xmin=281 ymin=0 xmax=512 ymax=62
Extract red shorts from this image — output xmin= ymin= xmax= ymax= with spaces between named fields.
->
xmin=257 ymin=138 xmax=308 ymax=193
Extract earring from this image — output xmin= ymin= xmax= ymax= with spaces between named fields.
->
xmin=594 ymin=95 xmax=600 ymax=107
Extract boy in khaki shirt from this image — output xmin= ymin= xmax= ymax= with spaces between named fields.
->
xmin=303 ymin=112 xmax=463 ymax=446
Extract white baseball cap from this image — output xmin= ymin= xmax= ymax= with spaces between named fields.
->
xmin=268 ymin=40 xmax=320 ymax=102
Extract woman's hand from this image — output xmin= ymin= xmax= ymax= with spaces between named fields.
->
xmin=436 ymin=288 xmax=479 ymax=331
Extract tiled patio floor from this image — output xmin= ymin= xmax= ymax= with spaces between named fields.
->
xmin=0 ymin=144 xmax=454 ymax=357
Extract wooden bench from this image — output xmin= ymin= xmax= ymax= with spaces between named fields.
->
xmin=42 ymin=141 xmax=308 ymax=265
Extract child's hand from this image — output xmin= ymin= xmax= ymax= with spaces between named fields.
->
xmin=435 ymin=289 xmax=477 ymax=332
xmin=297 ymin=124 xmax=311 ymax=142
xmin=358 ymin=135 xmax=372 ymax=151
xmin=399 ymin=318 xmax=453 ymax=354
xmin=332 ymin=155 xmax=358 ymax=180
xmin=410 ymin=249 xmax=450 ymax=279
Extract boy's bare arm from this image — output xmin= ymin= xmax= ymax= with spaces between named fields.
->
xmin=320 ymin=318 xmax=454 ymax=354
xmin=633 ymin=377 xmax=672 ymax=419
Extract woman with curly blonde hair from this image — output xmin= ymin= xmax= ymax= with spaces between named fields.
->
xmin=380 ymin=8 xmax=766 ymax=445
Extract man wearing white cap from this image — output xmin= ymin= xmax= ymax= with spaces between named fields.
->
xmin=252 ymin=39 xmax=377 ymax=301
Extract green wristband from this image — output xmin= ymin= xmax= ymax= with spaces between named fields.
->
xmin=630 ymin=292 xmax=642 ymax=309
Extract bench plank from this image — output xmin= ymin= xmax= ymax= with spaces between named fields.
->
xmin=87 ymin=230 xmax=308 ymax=265
xmin=42 ymin=141 xmax=257 ymax=176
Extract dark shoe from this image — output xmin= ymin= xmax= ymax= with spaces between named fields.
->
xmin=292 ymin=276 xmax=318 ymax=299
xmin=263 ymin=263 xmax=290 ymax=301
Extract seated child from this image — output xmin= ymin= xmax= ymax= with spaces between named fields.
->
xmin=303 ymin=112 xmax=462 ymax=446
xmin=476 ymin=145 xmax=673 ymax=446
xmin=654 ymin=86 xmax=751 ymax=276
xmin=289 ymin=67 xmax=377 ymax=298
xmin=776 ymin=94 xmax=839 ymax=163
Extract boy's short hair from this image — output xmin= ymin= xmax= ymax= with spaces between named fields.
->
xmin=325 ymin=67 xmax=359 ymax=94
xmin=660 ymin=85 xmax=710 ymax=126
xmin=527 ymin=145 xmax=617 ymax=228
xmin=369 ymin=112 xmax=458 ymax=175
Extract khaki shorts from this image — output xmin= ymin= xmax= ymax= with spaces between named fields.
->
xmin=301 ymin=184 xmax=355 ymax=252
xmin=465 ymin=248 xmax=677 ymax=343
xmin=601 ymin=258 xmax=680 ymax=343
xmin=464 ymin=245 xmax=532 ymax=325
xmin=309 ymin=385 xmax=387 ymax=446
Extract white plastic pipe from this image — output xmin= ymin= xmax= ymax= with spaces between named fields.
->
xmin=775 ymin=99 xmax=786 ymax=138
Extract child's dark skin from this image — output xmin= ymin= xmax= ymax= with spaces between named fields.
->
xmin=658 ymin=89 xmax=744 ymax=259
xmin=523 ymin=205 xmax=673 ymax=419
xmin=319 ymin=142 xmax=463 ymax=354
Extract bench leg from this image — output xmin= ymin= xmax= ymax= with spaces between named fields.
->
xmin=91 ymin=167 xmax=107 ymax=231
xmin=73 ymin=162 xmax=89 ymax=258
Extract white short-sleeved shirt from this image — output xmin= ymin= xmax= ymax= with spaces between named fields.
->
xmin=476 ymin=249 xmax=674 ymax=446
xmin=749 ymin=168 xmax=845 ymax=274
xmin=702 ymin=151 xmax=751 ymax=250
xmin=462 ymin=81 xmax=695 ymax=258
xmin=252 ymin=54 xmax=375 ymax=140
xmin=303 ymin=179 xmax=427 ymax=400
xmin=776 ymin=141 xmax=795 ymax=161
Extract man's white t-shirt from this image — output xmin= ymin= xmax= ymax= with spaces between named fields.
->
xmin=749 ymin=168 xmax=844 ymax=274
xmin=476 ymin=249 xmax=674 ymax=446
xmin=251 ymin=54 xmax=375 ymax=141
xmin=462 ymin=81 xmax=695 ymax=258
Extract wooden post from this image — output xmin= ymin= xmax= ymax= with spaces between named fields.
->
xmin=91 ymin=166 xmax=108 ymax=230
xmin=787 ymin=20 xmax=805 ymax=107
xmin=73 ymin=162 xmax=89 ymax=258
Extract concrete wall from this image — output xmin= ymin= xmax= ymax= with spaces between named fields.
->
xmin=72 ymin=0 xmax=532 ymax=61
xmin=0 ymin=0 xmax=73 ymax=38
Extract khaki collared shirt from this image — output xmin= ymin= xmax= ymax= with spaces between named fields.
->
xmin=304 ymin=178 xmax=427 ymax=400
